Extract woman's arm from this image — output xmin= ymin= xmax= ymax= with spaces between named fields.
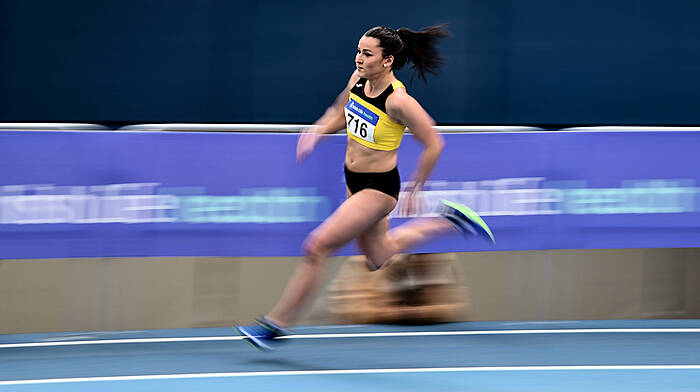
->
xmin=387 ymin=92 xmax=445 ymax=193
xmin=314 ymin=71 xmax=359 ymax=133
xmin=297 ymin=71 xmax=360 ymax=162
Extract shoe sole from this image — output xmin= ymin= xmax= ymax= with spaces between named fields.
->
xmin=234 ymin=325 xmax=273 ymax=351
xmin=441 ymin=199 xmax=495 ymax=243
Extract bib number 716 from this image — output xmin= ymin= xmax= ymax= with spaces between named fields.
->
xmin=344 ymin=99 xmax=378 ymax=143
xmin=347 ymin=113 xmax=368 ymax=138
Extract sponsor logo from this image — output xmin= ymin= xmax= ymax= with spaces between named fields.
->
xmin=346 ymin=99 xmax=379 ymax=124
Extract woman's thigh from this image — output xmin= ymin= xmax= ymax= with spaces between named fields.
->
xmin=306 ymin=189 xmax=396 ymax=255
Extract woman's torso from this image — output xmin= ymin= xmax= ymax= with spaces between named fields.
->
xmin=343 ymin=78 xmax=406 ymax=172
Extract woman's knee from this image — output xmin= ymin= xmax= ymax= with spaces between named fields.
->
xmin=358 ymin=235 xmax=395 ymax=267
xmin=302 ymin=233 xmax=334 ymax=264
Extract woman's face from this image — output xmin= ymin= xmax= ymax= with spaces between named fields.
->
xmin=355 ymin=36 xmax=391 ymax=79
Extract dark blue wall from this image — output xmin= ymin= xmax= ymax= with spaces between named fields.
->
xmin=1 ymin=0 xmax=699 ymax=125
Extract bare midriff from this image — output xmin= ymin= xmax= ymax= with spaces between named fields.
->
xmin=344 ymin=137 xmax=398 ymax=173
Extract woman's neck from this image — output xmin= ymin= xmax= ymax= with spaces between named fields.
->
xmin=364 ymin=72 xmax=395 ymax=97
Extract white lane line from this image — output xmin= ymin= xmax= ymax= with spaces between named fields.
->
xmin=2 ymin=365 xmax=700 ymax=385
xmin=2 ymin=328 xmax=700 ymax=349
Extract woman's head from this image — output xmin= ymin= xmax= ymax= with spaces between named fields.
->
xmin=360 ymin=24 xmax=450 ymax=82
xmin=355 ymin=34 xmax=392 ymax=80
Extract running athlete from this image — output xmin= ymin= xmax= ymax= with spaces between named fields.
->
xmin=237 ymin=25 xmax=494 ymax=350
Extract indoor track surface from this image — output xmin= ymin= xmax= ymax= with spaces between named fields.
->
xmin=2 ymin=320 xmax=699 ymax=391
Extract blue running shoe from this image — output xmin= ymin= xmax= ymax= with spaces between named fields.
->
xmin=235 ymin=316 xmax=289 ymax=351
xmin=439 ymin=199 xmax=495 ymax=243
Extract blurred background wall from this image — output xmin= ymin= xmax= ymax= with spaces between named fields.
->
xmin=2 ymin=249 xmax=699 ymax=334
xmin=1 ymin=0 xmax=699 ymax=126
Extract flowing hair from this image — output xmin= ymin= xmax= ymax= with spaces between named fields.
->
xmin=364 ymin=24 xmax=451 ymax=82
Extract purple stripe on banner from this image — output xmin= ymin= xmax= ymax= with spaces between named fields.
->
xmin=0 ymin=130 xmax=698 ymax=259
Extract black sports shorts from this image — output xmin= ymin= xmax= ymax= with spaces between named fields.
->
xmin=344 ymin=165 xmax=400 ymax=200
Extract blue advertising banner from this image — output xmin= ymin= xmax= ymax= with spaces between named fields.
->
xmin=0 ymin=130 xmax=698 ymax=259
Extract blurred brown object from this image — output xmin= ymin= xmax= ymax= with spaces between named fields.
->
xmin=327 ymin=253 xmax=471 ymax=324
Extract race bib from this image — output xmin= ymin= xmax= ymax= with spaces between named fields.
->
xmin=344 ymin=99 xmax=379 ymax=144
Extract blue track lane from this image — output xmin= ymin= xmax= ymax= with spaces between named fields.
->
xmin=1 ymin=320 xmax=699 ymax=391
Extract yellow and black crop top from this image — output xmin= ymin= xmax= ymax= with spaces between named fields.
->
xmin=344 ymin=78 xmax=406 ymax=151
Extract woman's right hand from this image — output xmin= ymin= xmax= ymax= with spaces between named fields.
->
xmin=397 ymin=183 xmax=425 ymax=217
xmin=296 ymin=127 xmax=321 ymax=163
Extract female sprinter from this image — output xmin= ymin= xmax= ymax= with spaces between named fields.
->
xmin=237 ymin=25 xmax=494 ymax=350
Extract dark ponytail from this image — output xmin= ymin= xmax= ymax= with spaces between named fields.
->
xmin=364 ymin=24 xmax=450 ymax=82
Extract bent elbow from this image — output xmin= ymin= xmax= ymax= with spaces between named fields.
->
xmin=432 ymin=133 xmax=445 ymax=153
